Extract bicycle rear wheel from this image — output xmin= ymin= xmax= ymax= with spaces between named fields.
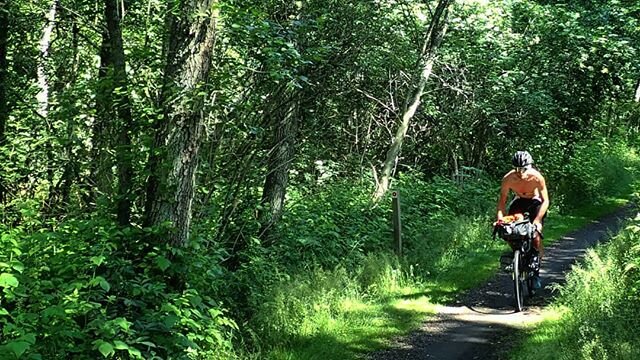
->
xmin=512 ymin=249 xmax=525 ymax=312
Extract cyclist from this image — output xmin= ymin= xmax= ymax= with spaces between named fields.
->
xmin=495 ymin=150 xmax=549 ymax=289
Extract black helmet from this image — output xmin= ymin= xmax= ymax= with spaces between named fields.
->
xmin=512 ymin=151 xmax=534 ymax=168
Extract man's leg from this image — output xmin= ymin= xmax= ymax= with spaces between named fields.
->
xmin=533 ymin=227 xmax=544 ymax=261
xmin=527 ymin=199 xmax=544 ymax=260
xmin=532 ymin=225 xmax=543 ymax=289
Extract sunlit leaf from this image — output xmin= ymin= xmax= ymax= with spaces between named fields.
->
xmin=0 ymin=273 xmax=19 ymax=288
xmin=113 ymin=340 xmax=128 ymax=350
xmin=98 ymin=342 xmax=114 ymax=358
xmin=91 ymin=256 xmax=106 ymax=266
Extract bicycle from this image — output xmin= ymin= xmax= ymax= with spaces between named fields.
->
xmin=493 ymin=213 xmax=540 ymax=312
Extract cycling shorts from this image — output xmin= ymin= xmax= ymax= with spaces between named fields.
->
xmin=508 ymin=197 xmax=546 ymax=225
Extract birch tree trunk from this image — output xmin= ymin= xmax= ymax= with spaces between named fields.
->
xmin=0 ymin=0 xmax=9 ymax=203
xmin=37 ymin=1 xmax=57 ymax=189
xmin=143 ymin=0 xmax=218 ymax=247
xmin=373 ymin=0 xmax=454 ymax=202
xmin=36 ymin=1 xmax=57 ymax=119
xmin=635 ymin=79 xmax=640 ymax=102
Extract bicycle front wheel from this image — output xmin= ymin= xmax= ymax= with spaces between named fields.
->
xmin=512 ymin=249 xmax=525 ymax=312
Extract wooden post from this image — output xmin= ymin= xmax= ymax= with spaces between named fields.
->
xmin=392 ymin=190 xmax=402 ymax=256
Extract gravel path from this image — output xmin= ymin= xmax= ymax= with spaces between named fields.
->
xmin=367 ymin=205 xmax=634 ymax=360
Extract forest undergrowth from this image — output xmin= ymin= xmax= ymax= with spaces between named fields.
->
xmin=0 ymin=137 xmax=638 ymax=360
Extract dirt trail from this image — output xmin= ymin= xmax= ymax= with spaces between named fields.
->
xmin=367 ymin=205 xmax=633 ymax=360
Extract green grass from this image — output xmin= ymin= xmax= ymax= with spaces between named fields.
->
xmin=494 ymin=307 xmax=569 ymax=360
xmin=267 ymin=297 xmax=435 ymax=360
xmin=542 ymin=197 xmax=628 ymax=244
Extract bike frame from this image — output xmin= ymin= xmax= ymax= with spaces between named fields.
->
xmin=495 ymin=220 xmax=537 ymax=312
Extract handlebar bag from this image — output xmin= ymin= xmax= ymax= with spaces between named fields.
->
xmin=498 ymin=219 xmax=533 ymax=240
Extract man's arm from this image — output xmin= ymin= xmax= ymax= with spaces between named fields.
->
xmin=496 ymin=176 xmax=510 ymax=221
xmin=534 ymin=176 xmax=549 ymax=226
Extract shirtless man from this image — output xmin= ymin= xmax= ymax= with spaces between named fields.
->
xmin=496 ymin=150 xmax=549 ymax=288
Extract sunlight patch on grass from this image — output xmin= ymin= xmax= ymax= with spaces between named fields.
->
xmin=391 ymin=296 xmax=437 ymax=315
xmin=340 ymin=298 xmax=368 ymax=312
xmin=507 ymin=306 xmax=571 ymax=360
xmin=267 ymin=294 xmax=440 ymax=360
xmin=539 ymin=305 xmax=567 ymax=323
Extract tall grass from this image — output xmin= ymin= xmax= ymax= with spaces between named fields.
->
xmin=553 ymin=140 xmax=639 ymax=210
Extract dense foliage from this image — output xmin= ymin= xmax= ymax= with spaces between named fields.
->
xmin=0 ymin=0 xmax=639 ymax=358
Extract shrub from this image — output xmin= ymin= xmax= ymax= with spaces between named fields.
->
xmin=555 ymin=139 xmax=639 ymax=209
xmin=0 ymin=220 xmax=238 ymax=360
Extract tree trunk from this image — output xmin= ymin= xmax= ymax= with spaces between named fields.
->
xmin=89 ymin=34 xmax=116 ymax=204
xmin=37 ymin=0 xmax=58 ymax=190
xmin=258 ymin=91 xmax=298 ymax=242
xmin=105 ymin=0 xmax=134 ymax=225
xmin=635 ymin=78 xmax=640 ymax=102
xmin=36 ymin=1 xmax=57 ymax=119
xmin=0 ymin=0 xmax=9 ymax=203
xmin=143 ymin=0 xmax=218 ymax=247
xmin=373 ymin=0 xmax=454 ymax=202
xmin=54 ymin=19 xmax=81 ymax=208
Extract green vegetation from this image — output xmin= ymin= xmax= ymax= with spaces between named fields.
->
xmin=1 ymin=139 xmax=637 ymax=359
xmin=0 ymin=220 xmax=238 ymax=359
xmin=1 ymin=0 xmax=640 ymax=358
xmin=247 ymin=141 xmax=640 ymax=360
xmin=510 ymin=206 xmax=640 ymax=360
